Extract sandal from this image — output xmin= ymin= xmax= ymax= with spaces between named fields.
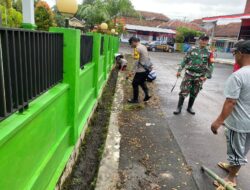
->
xmin=213 ymin=180 xmax=237 ymax=189
xmin=216 ymin=185 xmax=225 ymax=190
xmin=216 ymin=185 xmax=226 ymax=190
xmin=217 ymin=162 xmax=239 ymax=176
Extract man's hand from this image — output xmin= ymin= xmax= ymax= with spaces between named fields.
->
xmin=200 ymin=77 xmax=207 ymax=81
xmin=176 ymin=72 xmax=181 ymax=78
xmin=126 ymin=72 xmax=133 ymax=79
xmin=211 ymin=120 xmax=223 ymax=135
xmin=211 ymin=98 xmax=236 ymax=135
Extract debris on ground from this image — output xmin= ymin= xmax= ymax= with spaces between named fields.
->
xmin=116 ymin=55 xmax=198 ymax=189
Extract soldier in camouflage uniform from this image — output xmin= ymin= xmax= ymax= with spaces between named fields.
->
xmin=174 ymin=35 xmax=214 ymax=115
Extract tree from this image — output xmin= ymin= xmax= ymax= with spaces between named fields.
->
xmin=35 ymin=1 xmax=56 ymax=31
xmin=176 ymin=27 xmax=202 ymax=43
xmin=0 ymin=0 xmax=12 ymax=9
xmin=175 ymin=33 xmax=185 ymax=43
xmin=77 ymin=0 xmax=135 ymax=33
xmin=105 ymin=0 xmax=137 ymax=24
xmin=12 ymin=0 xmax=22 ymax=12
xmin=0 ymin=5 xmax=22 ymax=27
xmin=77 ymin=0 xmax=109 ymax=29
xmin=5 ymin=0 xmax=11 ymax=8
xmin=0 ymin=0 xmax=5 ymax=6
xmin=104 ymin=0 xmax=136 ymax=35
xmin=83 ymin=0 xmax=95 ymax=4
xmin=52 ymin=5 xmax=66 ymax=27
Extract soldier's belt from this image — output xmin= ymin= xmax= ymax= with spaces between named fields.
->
xmin=186 ymin=70 xmax=204 ymax=77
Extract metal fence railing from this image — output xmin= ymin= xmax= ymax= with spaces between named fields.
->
xmin=0 ymin=28 xmax=63 ymax=121
xmin=80 ymin=35 xmax=93 ymax=69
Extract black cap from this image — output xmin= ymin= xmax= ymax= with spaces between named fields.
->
xmin=129 ymin=36 xmax=140 ymax=45
xmin=232 ymin=40 xmax=250 ymax=54
xmin=199 ymin=35 xmax=209 ymax=41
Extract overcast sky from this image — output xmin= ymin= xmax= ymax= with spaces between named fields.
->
xmin=47 ymin=0 xmax=247 ymax=20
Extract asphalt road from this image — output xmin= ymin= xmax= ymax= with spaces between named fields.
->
xmin=151 ymin=51 xmax=250 ymax=190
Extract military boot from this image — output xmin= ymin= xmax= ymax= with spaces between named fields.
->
xmin=187 ymin=96 xmax=196 ymax=115
xmin=173 ymin=96 xmax=185 ymax=115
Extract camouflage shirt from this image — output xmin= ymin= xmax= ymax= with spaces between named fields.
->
xmin=178 ymin=46 xmax=211 ymax=77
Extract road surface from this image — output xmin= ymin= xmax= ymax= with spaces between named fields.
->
xmin=152 ymin=51 xmax=250 ymax=190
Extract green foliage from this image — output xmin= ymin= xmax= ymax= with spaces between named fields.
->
xmin=12 ymin=0 xmax=22 ymax=12
xmin=0 ymin=0 xmax=11 ymax=8
xmin=105 ymin=0 xmax=137 ymax=19
xmin=52 ymin=5 xmax=66 ymax=27
xmin=35 ymin=1 xmax=56 ymax=31
xmin=83 ymin=0 xmax=95 ymax=4
xmin=0 ymin=0 xmax=5 ymax=6
xmin=175 ymin=34 xmax=185 ymax=43
xmin=176 ymin=26 xmax=202 ymax=43
xmin=77 ymin=0 xmax=135 ymax=32
xmin=107 ymin=20 xmax=125 ymax=34
xmin=0 ymin=0 xmax=12 ymax=9
xmin=0 ymin=5 xmax=22 ymax=27
xmin=6 ymin=0 xmax=11 ymax=8
xmin=105 ymin=0 xmax=137 ymax=35
xmin=77 ymin=0 xmax=109 ymax=29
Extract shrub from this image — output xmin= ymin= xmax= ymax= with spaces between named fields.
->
xmin=35 ymin=0 xmax=56 ymax=31
xmin=176 ymin=27 xmax=202 ymax=43
xmin=0 ymin=5 xmax=22 ymax=27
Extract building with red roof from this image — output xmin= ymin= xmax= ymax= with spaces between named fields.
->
xmin=202 ymin=0 xmax=250 ymax=52
xmin=203 ymin=0 xmax=250 ymax=40
xmin=160 ymin=20 xmax=205 ymax=32
xmin=121 ymin=11 xmax=175 ymax=43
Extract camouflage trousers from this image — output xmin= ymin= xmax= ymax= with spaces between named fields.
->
xmin=179 ymin=73 xmax=204 ymax=98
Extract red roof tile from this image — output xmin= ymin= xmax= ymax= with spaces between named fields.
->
xmin=191 ymin=19 xmax=203 ymax=25
xmin=160 ymin=20 xmax=205 ymax=32
xmin=123 ymin=10 xmax=170 ymax=27
xmin=138 ymin=11 xmax=170 ymax=22
xmin=212 ymin=23 xmax=241 ymax=37
xmin=124 ymin=17 xmax=166 ymax=27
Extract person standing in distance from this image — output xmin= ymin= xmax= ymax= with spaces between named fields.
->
xmin=128 ymin=37 xmax=151 ymax=103
xmin=174 ymin=35 xmax=213 ymax=115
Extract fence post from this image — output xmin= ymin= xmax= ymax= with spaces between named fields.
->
xmin=109 ymin=36 xmax=114 ymax=70
xmin=92 ymin=32 xmax=101 ymax=98
xmin=111 ymin=36 xmax=116 ymax=64
xmin=116 ymin=36 xmax=120 ymax=53
xmin=114 ymin=36 xmax=117 ymax=53
xmin=49 ymin=27 xmax=81 ymax=145
xmin=103 ymin=34 xmax=109 ymax=80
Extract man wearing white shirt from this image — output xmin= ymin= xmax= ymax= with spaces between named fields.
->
xmin=211 ymin=40 xmax=250 ymax=187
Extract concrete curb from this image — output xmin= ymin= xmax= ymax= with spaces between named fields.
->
xmin=215 ymin=59 xmax=234 ymax=65
xmin=95 ymin=72 xmax=124 ymax=190
xmin=55 ymin=65 xmax=117 ymax=190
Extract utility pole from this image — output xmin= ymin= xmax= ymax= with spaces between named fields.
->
xmin=210 ymin=21 xmax=217 ymax=47
xmin=183 ymin=16 xmax=187 ymax=23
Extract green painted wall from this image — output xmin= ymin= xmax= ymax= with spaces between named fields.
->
xmin=0 ymin=28 xmax=119 ymax=190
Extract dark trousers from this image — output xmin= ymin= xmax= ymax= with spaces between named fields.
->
xmin=132 ymin=72 xmax=148 ymax=100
